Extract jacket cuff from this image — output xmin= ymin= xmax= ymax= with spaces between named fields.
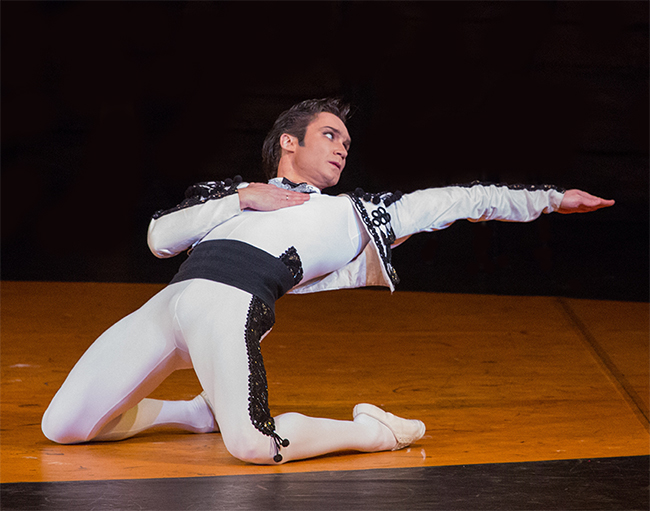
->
xmin=549 ymin=189 xmax=565 ymax=212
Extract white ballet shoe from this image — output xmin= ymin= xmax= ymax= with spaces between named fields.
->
xmin=199 ymin=391 xmax=220 ymax=433
xmin=353 ymin=403 xmax=425 ymax=451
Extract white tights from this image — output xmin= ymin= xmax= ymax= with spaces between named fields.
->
xmin=41 ymin=280 xmax=395 ymax=464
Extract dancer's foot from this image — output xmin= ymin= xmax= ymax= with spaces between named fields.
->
xmin=353 ymin=403 xmax=425 ymax=450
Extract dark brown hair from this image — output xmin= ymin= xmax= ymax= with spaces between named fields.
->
xmin=262 ymin=98 xmax=350 ymax=179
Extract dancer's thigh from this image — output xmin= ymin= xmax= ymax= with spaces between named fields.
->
xmin=175 ymin=280 xmax=274 ymax=462
xmin=42 ymin=282 xmax=193 ymax=443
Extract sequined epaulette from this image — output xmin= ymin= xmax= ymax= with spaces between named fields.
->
xmin=345 ymin=188 xmax=403 ymax=287
xmin=453 ymin=180 xmax=566 ymax=194
xmin=351 ymin=188 xmax=403 ymax=207
xmin=152 ymin=176 xmax=243 ymax=219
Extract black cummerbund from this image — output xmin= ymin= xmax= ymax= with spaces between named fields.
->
xmin=169 ymin=239 xmax=295 ymax=311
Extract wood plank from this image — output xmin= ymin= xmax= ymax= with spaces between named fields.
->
xmin=1 ymin=282 xmax=647 ymax=483
xmin=559 ymin=297 xmax=649 ymax=418
xmin=3 ymin=457 xmax=649 ymax=511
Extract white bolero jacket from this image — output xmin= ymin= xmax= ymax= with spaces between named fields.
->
xmin=147 ymin=178 xmax=565 ymax=295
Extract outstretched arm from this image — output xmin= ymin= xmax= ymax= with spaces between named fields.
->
xmin=556 ymin=189 xmax=615 ymax=214
xmin=388 ymin=183 xmax=614 ymax=242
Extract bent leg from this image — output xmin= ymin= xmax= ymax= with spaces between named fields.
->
xmin=274 ymin=404 xmax=427 ymax=462
xmin=92 ymin=394 xmax=216 ymax=441
xmin=176 ymin=280 xmax=422 ymax=465
xmin=273 ymin=412 xmax=396 ymax=461
xmin=176 ymin=281 xmax=278 ymax=464
xmin=41 ymin=283 xmax=202 ymax=444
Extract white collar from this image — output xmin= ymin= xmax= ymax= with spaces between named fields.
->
xmin=268 ymin=177 xmax=321 ymax=195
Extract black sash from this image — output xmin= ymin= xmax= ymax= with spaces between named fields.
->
xmin=169 ymin=240 xmax=295 ymax=311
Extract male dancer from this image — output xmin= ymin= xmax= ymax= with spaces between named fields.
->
xmin=42 ymin=98 xmax=614 ymax=464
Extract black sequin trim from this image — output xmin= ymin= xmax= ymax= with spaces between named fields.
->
xmin=152 ymin=176 xmax=243 ymax=219
xmin=352 ymin=187 xmax=403 ymax=208
xmin=244 ymin=296 xmax=290 ymax=463
xmin=279 ymin=247 xmax=303 ymax=286
xmin=346 ymin=192 xmax=400 ymax=287
xmin=452 ymin=180 xmax=565 ymax=194
xmin=383 ymin=190 xmax=403 ymax=207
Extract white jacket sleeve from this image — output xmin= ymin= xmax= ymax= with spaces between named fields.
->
xmin=389 ymin=183 xmax=565 ymax=240
xmin=147 ymin=182 xmax=246 ymax=258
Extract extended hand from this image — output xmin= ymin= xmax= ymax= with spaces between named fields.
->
xmin=238 ymin=182 xmax=311 ymax=211
xmin=557 ymin=189 xmax=615 ymax=214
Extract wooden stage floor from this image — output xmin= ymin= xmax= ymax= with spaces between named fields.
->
xmin=1 ymin=281 xmax=648 ymax=509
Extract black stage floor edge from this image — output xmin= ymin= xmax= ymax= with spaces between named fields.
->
xmin=2 ymin=455 xmax=648 ymax=511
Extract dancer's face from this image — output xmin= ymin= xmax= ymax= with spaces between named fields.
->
xmin=281 ymin=112 xmax=351 ymax=190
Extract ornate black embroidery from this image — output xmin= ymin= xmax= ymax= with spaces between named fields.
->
xmin=352 ymin=188 xmax=404 ymax=208
xmin=452 ymin=180 xmax=566 ymax=194
xmin=279 ymin=247 xmax=303 ymax=286
xmin=244 ymin=296 xmax=290 ymax=463
xmin=347 ymin=193 xmax=399 ymax=286
xmin=371 ymin=207 xmax=391 ymax=227
xmin=152 ymin=176 xmax=243 ymax=219
xmin=383 ymin=190 xmax=403 ymax=207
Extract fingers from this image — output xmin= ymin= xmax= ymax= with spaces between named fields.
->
xmin=282 ymin=189 xmax=311 ymax=205
xmin=557 ymin=189 xmax=615 ymax=214
xmin=267 ymin=187 xmax=309 ymax=209
xmin=238 ymin=183 xmax=310 ymax=211
xmin=586 ymin=197 xmax=615 ymax=211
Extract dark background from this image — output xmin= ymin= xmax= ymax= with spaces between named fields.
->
xmin=2 ymin=1 xmax=648 ymax=301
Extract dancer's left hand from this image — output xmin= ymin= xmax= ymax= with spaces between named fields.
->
xmin=557 ymin=189 xmax=615 ymax=214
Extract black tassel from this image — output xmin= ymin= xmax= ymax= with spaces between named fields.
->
xmin=271 ymin=433 xmax=290 ymax=463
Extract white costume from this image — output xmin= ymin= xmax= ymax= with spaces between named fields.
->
xmin=41 ymin=177 xmax=564 ymax=464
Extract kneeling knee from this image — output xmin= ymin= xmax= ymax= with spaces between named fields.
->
xmin=41 ymin=404 xmax=88 ymax=444
xmin=224 ymin=432 xmax=275 ymax=465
